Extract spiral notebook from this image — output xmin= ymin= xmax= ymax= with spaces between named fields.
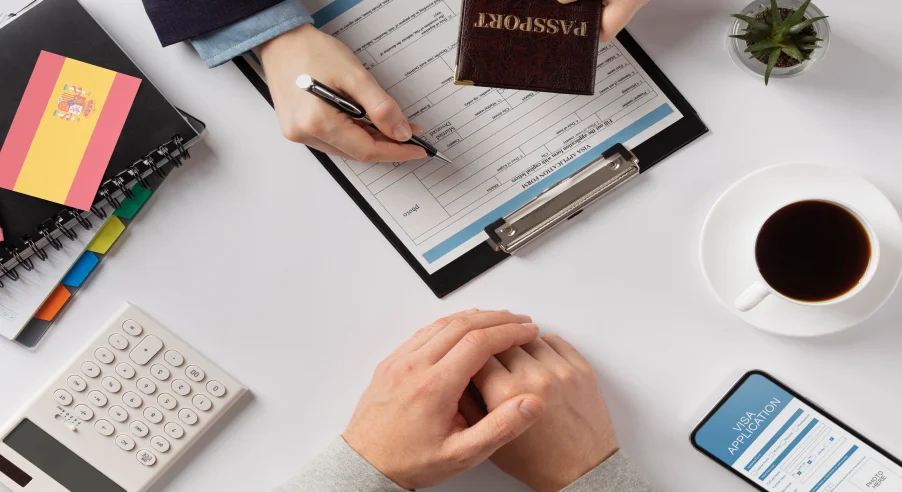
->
xmin=0 ymin=0 xmax=205 ymax=340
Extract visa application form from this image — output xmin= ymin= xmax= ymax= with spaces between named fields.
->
xmin=302 ymin=0 xmax=684 ymax=273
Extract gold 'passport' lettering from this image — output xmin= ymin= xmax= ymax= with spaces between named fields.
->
xmin=473 ymin=13 xmax=588 ymax=36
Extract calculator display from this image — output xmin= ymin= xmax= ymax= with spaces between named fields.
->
xmin=3 ymin=419 xmax=125 ymax=492
xmin=0 ymin=452 xmax=31 ymax=487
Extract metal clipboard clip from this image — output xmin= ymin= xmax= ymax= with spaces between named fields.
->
xmin=485 ymin=144 xmax=639 ymax=254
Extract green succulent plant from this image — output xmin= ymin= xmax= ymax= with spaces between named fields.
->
xmin=730 ymin=0 xmax=827 ymax=85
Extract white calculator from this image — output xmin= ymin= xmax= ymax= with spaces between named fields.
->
xmin=0 ymin=303 xmax=248 ymax=492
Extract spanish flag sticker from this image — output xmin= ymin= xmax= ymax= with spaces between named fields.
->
xmin=0 ymin=51 xmax=141 ymax=210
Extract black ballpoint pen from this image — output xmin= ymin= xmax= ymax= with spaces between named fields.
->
xmin=296 ymin=74 xmax=452 ymax=164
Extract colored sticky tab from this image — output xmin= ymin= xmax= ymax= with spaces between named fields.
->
xmin=61 ymin=252 xmax=99 ymax=288
xmin=87 ymin=216 xmax=125 ymax=254
xmin=0 ymin=51 xmax=141 ymax=209
xmin=34 ymin=284 xmax=72 ymax=321
xmin=114 ymin=185 xmax=152 ymax=219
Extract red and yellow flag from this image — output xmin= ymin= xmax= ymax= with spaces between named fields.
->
xmin=0 ymin=51 xmax=141 ymax=210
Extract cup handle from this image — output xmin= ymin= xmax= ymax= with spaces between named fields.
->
xmin=734 ymin=282 xmax=771 ymax=312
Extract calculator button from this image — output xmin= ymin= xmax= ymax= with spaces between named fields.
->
xmin=151 ymin=364 xmax=171 ymax=381
xmin=122 ymin=391 xmax=143 ymax=409
xmin=164 ymin=422 xmax=184 ymax=439
xmin=74 ymin=404 xmax=94 ymax=421
xmin=171 ymin=379 xmax=191 ymax=396
xmin=108 ymin=406 xmax=129 ymax=423
xmin=102 ymin=377 xmax=122 ymax=393
xmin=185 ymin=365 xmax=205 ymax=382
xmin=67 ymin=375 xmax=87 ymax=392
xmin=178 ymin=408 xmax=199 ymax=425
xmin=136 ymin=449 xmax=157 ymax=466
xmin=54 ymin=389 xmax=73 ymax=406
xmin=164 ymin=350 xmax=184 ymax=367
xmin=143 ymin=407 xmax=164 ymax=424
xmin=81 ymin=361 xmax=101 ymax=378
xmin=88 ymin=390 xmax=108 ymax=407
xmin=116 ymin=434 xmax=136 ymax=451
xmin=115 ymin=363 xmax=136 ymax=379
xmin=192 ymin=394 xmax=212 ymax=412
xmin=95 ymin=347 xmax=115 ymax=364
xmin=206 ymin=380 xmax=226 ymax=397
xmin=150 ymin=435 xmax=170 ymax=453
xmin=95 ymin=420 xmax=115 ymax=436
xmin=108 ymin=333 xmax=129 ymax=350
xmin=122 ymin=319 xmax=143 ymax=336
xmin=136 ymin=378 xmax=157 ymax=395
xmin=157 ymin=393 xmax=177 ymax=410
xmin=129 ymin=420 xmax=149 ymax=438
xmin=130 ymin=335 xmax=163 ymax=365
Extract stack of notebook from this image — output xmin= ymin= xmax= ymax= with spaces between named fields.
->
xmin=0 ymin=0 xmax=205 ymax=347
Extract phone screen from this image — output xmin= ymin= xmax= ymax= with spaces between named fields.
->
xmin=691 ymin=371 xmax=902 ymax=492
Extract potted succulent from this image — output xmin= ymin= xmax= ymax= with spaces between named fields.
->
xmin=728 ymin=0 xmax=830 ymax=85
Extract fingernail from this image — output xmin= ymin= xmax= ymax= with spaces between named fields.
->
xmin=518 ymin=314 xmax=533 ymax=322
xmin=464 ymin=308 xmax=479 ymax=314
xmin=392 ymin=122 xmax=412 ymax=141
xmin=522 ymin=323 xmax=538 ymax=331
xmin=519 ymin=399 xmax=543 ymax=419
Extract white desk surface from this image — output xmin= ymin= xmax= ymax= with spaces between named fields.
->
xmin=2 ymin=0 xmax=901 ymax=491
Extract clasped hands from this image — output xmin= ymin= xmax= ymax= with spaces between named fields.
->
xmin=342 ymin=309 xmax=620 ymax=491
xmin=258 ymin=0 xmax=648 ymax=162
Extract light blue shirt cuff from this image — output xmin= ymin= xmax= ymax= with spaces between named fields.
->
xmin=190 ymin=0 xmax=314 ymax=68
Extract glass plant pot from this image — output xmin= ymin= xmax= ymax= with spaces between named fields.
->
xmin=727 ymin=0 xmax=831 ymax=81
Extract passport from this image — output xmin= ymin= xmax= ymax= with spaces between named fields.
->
xmin=454 ymin=0 xmax=604 ymax=95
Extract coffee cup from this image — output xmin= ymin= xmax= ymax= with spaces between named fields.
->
xmin=734 ymin=199 xmax=880 ymax=312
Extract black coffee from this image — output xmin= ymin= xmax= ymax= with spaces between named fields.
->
xmin=755 ymin=200 xmax=871 ymax=302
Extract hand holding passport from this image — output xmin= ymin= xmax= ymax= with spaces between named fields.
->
xmin=454 ymin=0 xmax=646 ymax=95
xmin=560 ymin=0 xmax=648 ymax=42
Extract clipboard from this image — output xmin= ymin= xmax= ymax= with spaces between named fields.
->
xmin=234 ymin=30 xmax=707 ymax=298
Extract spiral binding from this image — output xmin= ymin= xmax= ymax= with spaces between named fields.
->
xmin=0 ymin=134 xmax=191 ymax=285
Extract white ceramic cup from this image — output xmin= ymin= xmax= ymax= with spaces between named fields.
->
xmin=734 ymin=199 xmax=880 ymax=312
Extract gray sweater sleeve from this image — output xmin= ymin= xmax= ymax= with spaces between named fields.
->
xmin=272 ymin=437 xmax=408 ymax=492
xmin=561 ymin=451 xmax=657 ymax=492
xmin=273 ymin=438 xmax=655 ymax=492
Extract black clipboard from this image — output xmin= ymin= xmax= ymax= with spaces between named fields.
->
xmin=234 ymin=30 xmax=707 ymax=298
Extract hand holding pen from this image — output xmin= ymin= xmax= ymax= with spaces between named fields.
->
xmin=296 ymin=75 xmax=451 ymax=163
xmin=258 ymin=24 xmax=441 ymax=163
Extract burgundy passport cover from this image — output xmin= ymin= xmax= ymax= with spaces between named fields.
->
xmin=455 ymin=0 xmax=603 ymax=95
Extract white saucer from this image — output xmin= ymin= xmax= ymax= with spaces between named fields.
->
xmin=700 ymin=163 xmax=902 ymax=337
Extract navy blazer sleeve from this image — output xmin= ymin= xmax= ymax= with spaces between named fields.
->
xmin=141 ymin=0 xmax=285 ymax=46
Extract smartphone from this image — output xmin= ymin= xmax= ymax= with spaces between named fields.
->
xmin=691 ymin=370 xmax=902 ymax=492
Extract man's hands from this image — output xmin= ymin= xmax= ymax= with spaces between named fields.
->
xmin=558 ymin=0 xmax=649 ymax=42
xmin=343 ymin=310 xmax=546 ymax=490
xmin=464 ymin=333 xmax=620 ymax=492
xmin=259 ymin=24 xmax=425 ymax=163
xmin=343 ymin=312 xmax=618 ymax=491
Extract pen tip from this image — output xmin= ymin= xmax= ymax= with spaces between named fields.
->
xmin=435 ymin=152 xmax=452 ymax=164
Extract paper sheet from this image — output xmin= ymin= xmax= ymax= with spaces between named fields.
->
xmin=86 ymin=216 xmax=125 ymax=254
xmin=297 ymin=0 xmax=683 ymax=273
xmin=113 ymin=184 xmax=152 ymax=219
xmin=61 ymin=251 xmax=100 ymax=287
xmin=33 ymin=284 xmax=70 ymax=321
xmin=0 ymin=214 xmax=110 ymax=340
xmin=0 ymin=51 xmax=141 ymax=210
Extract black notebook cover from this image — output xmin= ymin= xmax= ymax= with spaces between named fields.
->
xmin=235 ymin=30 xmax=707 ymax=298
xmin=0 ymin=0 xmax=198 ymax=252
